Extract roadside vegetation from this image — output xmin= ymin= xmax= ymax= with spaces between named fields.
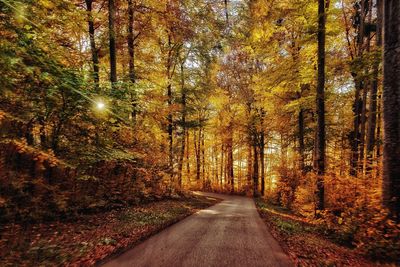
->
xmin=0 ymin=195 xmax=219 ymax=266
xmin=256 ymin=198 xmax=399 ymax=266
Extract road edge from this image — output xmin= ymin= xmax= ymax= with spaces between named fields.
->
xmin=95 ymin=195 xmax=221 ymax=266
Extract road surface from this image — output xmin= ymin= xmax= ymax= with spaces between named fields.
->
xmin=102 ymin=192 xmax=292 ymax=267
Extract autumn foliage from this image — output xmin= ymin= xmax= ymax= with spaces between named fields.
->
xmin=0 ymin=0 xmax=399 ymax=265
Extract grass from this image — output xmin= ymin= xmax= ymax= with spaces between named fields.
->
xmin=0 ymin=194 xmax=219 ymax=266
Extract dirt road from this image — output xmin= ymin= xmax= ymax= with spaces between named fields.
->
xmin=102 ymin=192 xmax=292 ymax=267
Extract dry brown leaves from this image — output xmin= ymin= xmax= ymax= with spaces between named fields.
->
xmin=0 ymin=195 xmax=218 ymax=267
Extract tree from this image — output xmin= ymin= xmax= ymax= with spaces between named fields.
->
xmin=382 ymin=0 xmax=400 ymax=220
xmin=315 ymin=0 xmax=328 ymax=212
xmin=366 ymin=0 xmax=383 ymax=173
xmin=108 ymin=0 xmax=117 ymax=86
xmin=349 ymin=0 xmax=368 ymax=176
xmin=260 ymin=108 xmax=266 ymax=195
xmin=127 ymin=0 xmax=136 ymax=84
xmin=177 ymin=56 xmax=187 ymax=187
xmin=85 ymin=0 xmax=100 ymax=90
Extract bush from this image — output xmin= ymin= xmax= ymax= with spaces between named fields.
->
xmin=0 ymin=140 xmax=170 ymax=222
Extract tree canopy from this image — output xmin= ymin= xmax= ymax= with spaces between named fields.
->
xmin=0 ymin=0 xmax=399 ymax=264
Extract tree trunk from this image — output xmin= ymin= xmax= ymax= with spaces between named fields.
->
xmin=38 ymin=116 xmax=46 ymax=147
xmin=260 ymin=109 xmax=266 ymax=196
xmin=359 ymin=81 xmax=369 ymax=173
xmin=315 ymin=0 xmax=328 ymax=212
xmin=253 ymin=142 xmax=259 ymax=197
xmin=127 ymin=0 xmax=135 ymax=83
xmin=168 ymin=82 xmax=173 ymax=177
xmin=382 ymin=0 xmax=400 ymax=221
xmin=350 ymin=81 xmax=363 ymax=176
xmin=165 ymin=34 xmax=178 ymax=180
xmin=127 ymin=0 xmax=137 ymax=121
xmin=237 ymin=144 xmax=242 ymax=189
xmin=108 ymin=0 xmax=117 ymax=86
xmin=178 ymin=62 xmax=186 ymax=187
xmin=260 ymin=130 xmax=265 ymax=196
xmin=227 ymin=123 xmax=234 ymax=193
xmin=247 ymin=142 xmax=252 ymax=190
xmin=186 ymin=131 xmax=190 ymax=176
xmin=194 ymin=128 xmax=201 ymax=181
xmin=359 ymin=3 xmax=374 ymax=175
xmin=25 ymin=119 xmax=34 ymax=146
xmin=299 ymin=108 xmax=305 ymax=172
xmin=220 ymin=143 xmax=224 ymax=188
xmin=376 ymin=92 xmax=383 ymax=176
xmin=366 ymin=0 xmax=383 ymax=172
xmin=350 ymin=0 xmax=367 ymax=176
xmin=85 ymin=0 xmax=99 ymax=90
xmin=201 ymin=127 xmax=206 ymax=187
xmin=213 ymin=146 xmax=218 ymax=186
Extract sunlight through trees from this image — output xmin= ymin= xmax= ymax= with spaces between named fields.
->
xmin=0 ymin=0 xmax=399 ymax=265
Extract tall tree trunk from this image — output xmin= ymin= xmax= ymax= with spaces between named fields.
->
xmin=178 ymin=62 xmax=186 ymax=187
xmin=186 ymin=131 xmax=190 ymax=176
xmin=201 ymin=127 xmax=206 ymax=187
xmin=247 ymin=142 xmax=252 ymax=190
xmin=85 ymin=0 xmax=99 ymax=90
xmin=213 ymin=146 xmax=218 ymax=186
xmin=253 ymin=141 xmax=259 ymax=197
xmin=376 ymin=92 xmax=383 ymax=179
xmin=260 ymin=109 xmax=266 ymax=196
xmin=359 ymin=81 xmax=369 ymax=173
xmin=227 ymin=123 xmax=234 ymax=193
xmin=166 ymin=35 xmax=176 ymax=179
xmin=260 ymin=130 xmax=265 ymax=196
xmin=220 ymin=143 xmax=224 ymax=188
xmin=366 ymin=0 xmax=383 ymax=172
xmin=108 ymin=0 xmax=117 ymax=86
xmin=168 ymin=82 xmax=173 ymax=177
xmin=194 ymin=128 xmax=201 ymax=181
xmin=350 ymin=81 xmax=363 ymax=176
xmin=350 ymin=0 xmax=367 ymax=176
xmin=127 ymin=0 xmax=137 ymax=121
xmin=127 ymin=0 xmax=135 ymax=83
xmin=359 ymin=2 xmax=374 ymax=175
xmin=299 ymin=108 xmax=305 ymax=172
xmin=237 ymin=144 xmax=242 ymax=189
xmin=382 ymin=0 xmax=400 ymax=221
xmin=315 ymin=0 xmax=328 ymax=212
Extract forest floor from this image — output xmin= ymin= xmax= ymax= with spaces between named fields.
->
xmin=0 ymin=194 xmax=219 ymax=267
xmin=255 ymin=199 xmax=393 ymax=267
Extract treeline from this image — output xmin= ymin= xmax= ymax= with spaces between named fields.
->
xmin=0 ymin=0 xmax=228 ymax=221
xmin=0 ymin=0 xmax=399 ymax=258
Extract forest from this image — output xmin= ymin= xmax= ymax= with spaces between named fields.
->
xmin=0 ymin=0 xmax=399 ymax=266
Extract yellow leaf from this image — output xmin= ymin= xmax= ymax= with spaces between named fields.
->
xmin=40 ymin=0 xmax=55 ymax=9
